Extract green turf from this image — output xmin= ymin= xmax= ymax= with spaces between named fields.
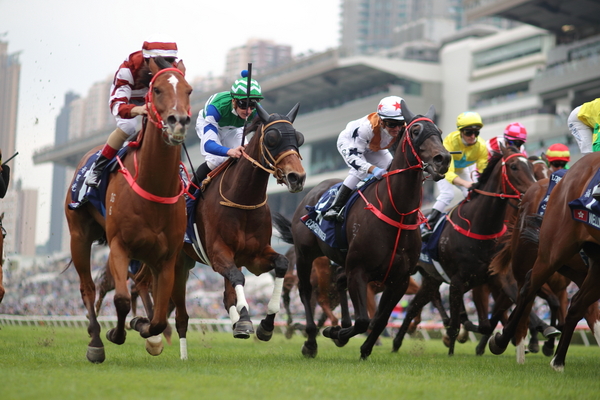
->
xmin=1 ymin=325 xmax=599 ymax=400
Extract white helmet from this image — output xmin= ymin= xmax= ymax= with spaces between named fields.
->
xmin=377 ymin=96 xmax=405 ymax=121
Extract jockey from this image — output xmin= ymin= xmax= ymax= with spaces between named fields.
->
xmin=192 ymin=71 xmax=263 ymax=187
xmin=421 ymin=111 xmax=488 ymax=240
xmin=0 ymin=149 xmax=10 ymax=198
xmin=322 ymin=95 xmax=406 ymax=222
xmin=568 ymin=98 xmax=600 ymax=198
xmin=86 ymin=38 xmax=179 ymax=187
xmin=546 ymin=143 xmax=570 ymax=172
xmin=486 ymin=122 xmax=527 ymax=160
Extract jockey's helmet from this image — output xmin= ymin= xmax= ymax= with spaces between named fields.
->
xmin=377 ymin=96 xmax=405 ymax=121
xmin=231 ymin=71 xmax=264 ymax=100
xmin=456 ymin=111 xmax=483 ymax=130
xmin=546 ymin=143 xmax=570 ymax=163
xmin=504 ymin=122 xmax=528 ymax=143
xmin=142 ymin=38 xmax=178 ymax=59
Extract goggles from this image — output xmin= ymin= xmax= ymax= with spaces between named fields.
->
xmin=382 ymin=119 xmax=405 ymax=129
xmin=236 ymin=99 xmax=258 ymax=110
xmin=507 ymin=139 xmax=524 ymax=148
xmin=462 ymin=129 xmax=480 ymax=137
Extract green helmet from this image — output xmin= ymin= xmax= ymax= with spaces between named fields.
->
xmin=230 ymin=71 xmax=264 ymax=100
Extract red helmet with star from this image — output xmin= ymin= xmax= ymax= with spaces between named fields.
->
xmin=377 ymin=96 xmax=405 ymax=121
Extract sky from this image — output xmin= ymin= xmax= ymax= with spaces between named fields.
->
xmin=0 ymin=0 xmax=341 ymax=246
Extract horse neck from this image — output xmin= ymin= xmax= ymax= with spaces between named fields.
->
xmin=133 ymin=124 xmax=182 ymax=196
xmin=225 ymin=133 xmax=270 ymax=199
xmin=376 ymin=148 xmax=423 ymax=215
xmin=465 ymin=166 xmax=510 ymax=231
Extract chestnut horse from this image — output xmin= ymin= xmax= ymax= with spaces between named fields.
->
xmin=393 ymin=145 xmax=537 ymax=356
xmin=490 ymin=153 xmax=600 ymax=370
xmin=181 ymin=103 xmax=306 ymax=341
xmin=65 ymin=58 xmax=192 ymax=363
xmin=274 ymin=100 xmax=451 ymax=359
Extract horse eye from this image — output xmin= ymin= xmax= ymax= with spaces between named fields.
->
xmin=265 ymin=129 xmax=281 ymax=148
xmin=295 ymin=131 xmax=305 ymax=147
xmin=153 ymin=87 xmax=161 ymax=95
xmin=510 ymin=163 xmax=518 ymax=170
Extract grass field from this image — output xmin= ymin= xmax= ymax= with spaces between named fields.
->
xmin=1 ymin=325 xmax=600 ymax=400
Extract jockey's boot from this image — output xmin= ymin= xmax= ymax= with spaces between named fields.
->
xmin=593 ymin=183 xmax=600 ymax=201
xmin=85 ymin=154 xmax=111 ymax=188
xmin=191 ymin=162 xmax=212 ymax=189
xmin=420 ymin=209 xmax=442 ymax=241
xmin=323 ymin=184 xmax=353 ymax=222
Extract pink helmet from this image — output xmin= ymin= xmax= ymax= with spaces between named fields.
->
xmin=504 ymin=122 xmax=527 ymax=142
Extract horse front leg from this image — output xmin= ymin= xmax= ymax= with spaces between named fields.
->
xmin=105 ymin=246 xmax=131 ymax=347
xmin=255 ymin=249 xmax=289 ymax=342
xmin=446 ymin=277 xmax=466 ymax=356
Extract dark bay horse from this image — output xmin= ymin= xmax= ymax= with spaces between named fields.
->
xmin=393 ymin=145 xmax=536 ymax=356
xmin=65 ymin=58 xmax=192 ymax=363
xmin=274 ymin=100 xmax=451 ymax=359
xmin=181 ymin=103 xmax=306 ymax=341
xmin=489 ymin=153 xmax=600 ymax=370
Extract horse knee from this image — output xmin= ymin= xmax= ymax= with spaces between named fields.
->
xmin=113 ymin=294 xmax=131 ymax=314
xmin=273 ymin=255 xmax=288 ymax=279
xmin=226 ymin=268 xmax=245 ymax=287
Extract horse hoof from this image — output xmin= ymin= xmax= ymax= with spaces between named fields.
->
xmin=301 ymin=342 xmax=317 ymax=358
xmin=106 ymin=328 xmax=126 ymax=345
xmin=528 ymin=342 xmax=540 ymax=354
xmin=322 ymin=327 xmax=333 ymax=339
xmin=145 ymin=335 xmax=164 ymax=356
xmin=86 ymin=346 xmax=106 ymax=363
xmin=333 ymin=337 xmax=349 ymax=348
xmin=542 ymin=343 xmax=555 ymax=357
xmin=543 ymin=326 xmax=561 ymax=339
xmin=442 ymin=334 xmax=450 ymax=348
xmin=130 ymin=316 xmax=149 ymax=332
xmin=285 ymin=327 xmax=294 ymax=339
xmin=488 ymin=333 xmax=507 ymax=355
xmin=550 ymin=357 xmax=564 ymax=372
xmin=256 ymin=323 xmax=273 ymax=342
xmin=233 ymin=320 xmax=254 ymax=339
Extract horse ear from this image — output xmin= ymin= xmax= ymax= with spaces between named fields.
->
xmin=176 ymin=59 xmax=186 ymax=76
xmin=425 ymin=105 xmax=436 ymax=120
xmin=401 ymin=99 xmax=415 ymax=123
xmin=256 ymin=103 xmax=271 ymax=123
xmin=286 ymin=103 xmax=301 ymax=123
xmin=541 ymin=152 xmax=549 ymax=163
xmin=148 ymin=58 xmax=160 ymax=75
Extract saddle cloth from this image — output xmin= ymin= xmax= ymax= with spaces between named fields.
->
xmin=67 ymin=148 xmax=127 ymax=217
xmin=300 ymin=180 xmax=377 ymax=250
xmin=537 ymin=169 xmax=568 ymax=216
xmin=418 ymin=216 xmax=450 ymax=283
xmin=568 ymin=168 xmax=600 ymax=229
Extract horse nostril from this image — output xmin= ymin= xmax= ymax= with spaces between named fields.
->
xmin=167 ymin=115 xmax=177 ymax=126
xmin=181 ymin=115 xmax=191 ymax=126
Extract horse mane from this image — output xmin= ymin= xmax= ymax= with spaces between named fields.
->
xmin=528 ymin=155 xmax=541 ymax=161
xmin=472 ymin=153 xmax=503 ymax=190
xmin=243 ymin=115 xmax=262 ymax=137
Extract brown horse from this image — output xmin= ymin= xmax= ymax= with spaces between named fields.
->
xmin=489 ymin=154 xmax=600 ymax=370
xmin=65 ymin=58 xmax=192 ymax=363
xmin=393 ymin=145 xmax=537 ymax=356
xmin=181 ymin=103 xmax=306 ymax=341
xmin=273 ymin=100 xmax=451 ymax=359
xmin=0 ymin=212 xmax=4 ymax=304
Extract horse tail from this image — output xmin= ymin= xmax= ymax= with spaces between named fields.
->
xmin=520 ymin=214 xmax=543 ymax=245
xmin=272 ymin=211 xmax=294 ymax=244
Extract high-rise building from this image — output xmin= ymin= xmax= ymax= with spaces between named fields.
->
xmin=0 ymin=40 xmax=20 ymax=171
xmin=46 ymin=92 xmax=79 ymax=255
xmin=225 ymin=39 xmax=292 ymax=82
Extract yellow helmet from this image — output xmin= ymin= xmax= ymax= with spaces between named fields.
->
xmin=456 ymin=111 xmax=484 ymax=130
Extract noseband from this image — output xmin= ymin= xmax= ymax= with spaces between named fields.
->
xmin=241 ymin=119 xmax=302 ymax=184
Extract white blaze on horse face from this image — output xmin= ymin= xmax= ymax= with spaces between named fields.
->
xmin=168 ymin=75 xmax=179 ymax=110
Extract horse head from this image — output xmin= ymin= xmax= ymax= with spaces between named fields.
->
xmin=146 ymin=57 xmax=193 ymax=146
xmin=499 ymin=143 xmax=536 ymax=197
xmin=253 ymin=103 xmax=306 ymax=193
xmin=398 ymin=99 xmax=451 ymax=181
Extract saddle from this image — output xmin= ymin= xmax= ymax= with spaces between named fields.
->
xmin=418 ymin=215 xmax=450 ymax=283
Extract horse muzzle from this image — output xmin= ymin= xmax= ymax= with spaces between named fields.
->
xmin=279 ymin=170 xmax=306 ymax=193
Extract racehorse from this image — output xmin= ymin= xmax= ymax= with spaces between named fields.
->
xmin=489 ymin=153 xmax=600 ymax=370
xmin=530 ymin=155 xmax=550 ymax=180
xmin=0 ymin=212 xmax=4 ymax=304
xmin=392 ymin=145 xmax=537 ymax=356
xmin=274 ymin=100 xmax=451 ymax=359
xmin=65 ymin=58 xmax=192 ymax=363
xmin=181 ymin=103 xmax=306 ymax=341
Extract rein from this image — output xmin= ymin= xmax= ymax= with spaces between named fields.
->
xmin=358 ymin=116 xmax=436 ymax=283
xmin=114 ymin=67 xmax=192 ymax=204
xmin=220 ymin=119 xmax=302 ymax=209
xmin=449 ymin=152 xmax=526 ymax=240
